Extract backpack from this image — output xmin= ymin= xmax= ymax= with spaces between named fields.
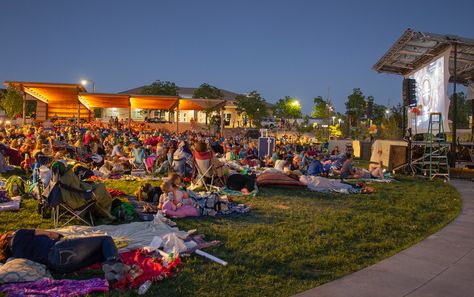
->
xmin=5 ymin=176 xmax=26 ymax=197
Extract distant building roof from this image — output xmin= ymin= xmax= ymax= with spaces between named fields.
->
xmin=120 ymin=85 xmax=241 ymax=100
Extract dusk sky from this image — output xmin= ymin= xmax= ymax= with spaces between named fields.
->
xmin=1 ymin=0 xmax=473 ymax=114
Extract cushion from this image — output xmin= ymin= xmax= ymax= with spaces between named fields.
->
xmin=256 ymin=172 xmax=306 ymax=188
xmin=0 ymin=258 xmax=52 ymax=284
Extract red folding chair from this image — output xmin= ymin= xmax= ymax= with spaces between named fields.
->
xmin=192 ymin=150 xmax=220 ymax=190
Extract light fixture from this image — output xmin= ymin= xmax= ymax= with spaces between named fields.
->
xmin=80 ymin=79 xmax=96 ymax=92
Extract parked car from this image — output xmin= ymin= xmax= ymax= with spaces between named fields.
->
xmin=261 ymin=118 xmax=277 ymax=128
xmin=146 ymin=117 xmax=168 ymax=123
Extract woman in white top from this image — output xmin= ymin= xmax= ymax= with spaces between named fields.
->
xmin=274 ymin=155 xmax=286 ymax=172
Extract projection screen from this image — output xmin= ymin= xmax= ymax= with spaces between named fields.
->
xmin=407 ymin=49 xmax=451 ymax=134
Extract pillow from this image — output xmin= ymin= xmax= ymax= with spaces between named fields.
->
xmin=256 ymin=172 xmax=306 ymax=188
xmin=0 ymin=258 xmax=52 ymax=284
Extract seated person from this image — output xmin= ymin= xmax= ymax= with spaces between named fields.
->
xmin=340 ymin=153 xmax=355 ymax=179
xmin=110 ymin=141 xmax=125 ymax=158
xmin=331 ymin=145 xmax=340 ymax=156
xmin=0 ymin=229 xmax=129 ymax=282
xmin=130 ymin=143 xmax=146 ymax=167
xmin=160 ymin=181 xmax=199 ymax=218
xmin=307 ymin=156 xmax=325 ymax=176
xmin=274 ymin=155 xmax=286 ymax=172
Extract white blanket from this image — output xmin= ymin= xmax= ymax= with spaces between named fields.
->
xmin=299 ymin=176 xmax=353 ymax=194
xmin=54 ymin=219 xmax=189 ymax=252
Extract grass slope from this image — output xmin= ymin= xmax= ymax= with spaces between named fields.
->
xmin=0 ymin=176 xmax=461 ymax=297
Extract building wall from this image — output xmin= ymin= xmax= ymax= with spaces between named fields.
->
xmin=98 ymin=101 xmax=271 ymax=128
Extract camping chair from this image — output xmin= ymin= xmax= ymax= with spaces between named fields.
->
xmin=44 ymin=180 xmax=97 ymax=228
xmin=42 ymin=165 xmax=99 ymax=228
xmin=192 ymin=150 xmax=224 ymax=190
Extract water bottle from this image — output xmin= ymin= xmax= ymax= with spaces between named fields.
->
xmin=138 ymin=280 xmax=152 ymax=295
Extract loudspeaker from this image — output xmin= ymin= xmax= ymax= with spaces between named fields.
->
xmin=403 ymin=78 xmax=417 ymax=107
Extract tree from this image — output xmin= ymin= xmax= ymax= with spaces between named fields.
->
xmin=311 ymin=96 xmax=332 ymax=119
xmin=140 ymin=80 xmax=178 ymax=96
xmin=273 ymin=96 xmax=302 ymax=119
xmin=345 ymin=88 xmax=367 ymax=138
xmin=193 ymin=83 xmax=224 ymax=99
xmin=296 ymin=115 xmax=314 ymax=134
xmin=372 ymin=103 xmax=387 ymax=125
xmin=345 ymin=88 xmax=367 ymax=124
xmin=449 ymin=92 xmax=471 ymax=129
xmin=0 ymin=84 xmax=23 ymax=117
xmin=234 ymin=91 xmax=268 ymax=127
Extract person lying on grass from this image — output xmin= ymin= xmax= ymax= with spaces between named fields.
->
xmin=0 ymin=229 xmax=129 ymax=282
xmin=340 ymin=153 xmax=384 ymax=180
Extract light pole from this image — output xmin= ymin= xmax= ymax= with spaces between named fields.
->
xmin=81 ymin=79 xmax=96 ymax=92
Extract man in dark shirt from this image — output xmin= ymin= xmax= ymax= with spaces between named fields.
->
xmin=340 ymin=153 xmax=355 ymax=179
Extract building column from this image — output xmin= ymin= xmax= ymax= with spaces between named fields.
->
xmin=176 ymin=108 xmax=180 ymax=133
xmin=128 ymin=97 xmax=132 ymax=130
xmin=220 ymin=107 xmax=225 ymax=133
xmin=77 ymin=99 xmax=81 ymax=127
xmin=22 ymin=92 xmax=26 ymax=125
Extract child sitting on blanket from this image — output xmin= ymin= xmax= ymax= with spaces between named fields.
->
xmin=160 ymin=181 xmax=199 ymax=218
xmin=169 ymin=173 xmax=185 ymax=190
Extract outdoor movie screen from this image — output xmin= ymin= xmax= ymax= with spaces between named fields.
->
xmin=408 ymin=50 xmax=450 ymax=134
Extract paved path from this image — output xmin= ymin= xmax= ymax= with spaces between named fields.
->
xmin=295 ymin=179 xmax=474 ymax=297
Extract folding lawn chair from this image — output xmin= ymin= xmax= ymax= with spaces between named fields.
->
xmin=43 ymin=180 xmax=97 ymax=228
xmin=192 ymin=150 xmax=224 ymax=190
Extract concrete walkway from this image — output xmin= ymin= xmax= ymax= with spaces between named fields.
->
xmin=295 ymin=179 xmax=474 ymax=297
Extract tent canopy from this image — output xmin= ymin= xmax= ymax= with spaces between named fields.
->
xmin=178 ymin=98 xmax=226 ymax=111
xmin=78 ymin=93 xmax=180 ymax=110
xmin=373 ymin=29 xmax=474 ymax=85
xmin=5 ymin=81 xmax=87 ymax=105
xmin=4 ymin=81 xmax=89 ymax=118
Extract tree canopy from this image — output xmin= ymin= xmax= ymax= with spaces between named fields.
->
xmin=234 ymin=91 xmax=268 ymax=126
xmin=449 ymin=92 xmax=472 ymax=129
xmin=345 ymin=88 xmax=367 ymax=125
xmin=140 ymin=80 xmax=178 ymax=96
xmin=273 ymin=96 xmax=302 ymax=119
xmin=311 ymin=96 xmax=332 ymax=119
xmin=0 ymin=84 xmax=23 ymax=117
xmin=192 ymin=83 xmax=224 ymax=99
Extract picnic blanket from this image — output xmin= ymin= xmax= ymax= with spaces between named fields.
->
xmin=0 ymin=196 xmax=21 ymax=212
xmin=54 ymin=220 xmax=188 ymax=253
xmin=219 ymin=186 xmax=259 ymax=197
xmin=299 ymin=176 xmax=357 ymax=194
xmin=0 ymin=278 xmax=109 ymax=297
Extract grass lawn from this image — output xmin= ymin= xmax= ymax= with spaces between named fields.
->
xmin=0 ymin=176 xmax=461 ymax=297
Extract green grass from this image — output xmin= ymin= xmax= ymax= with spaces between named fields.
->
xmin=0 ymin=176 xmax=462 ymax=297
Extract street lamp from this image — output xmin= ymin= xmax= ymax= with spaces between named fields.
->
xmin=332 ymin=116 xmax=336 ymax=125
xmin=81 ymin=79 xmax=96 ymax=92
xmin=338 ymin=118 xmax=342 ymax=125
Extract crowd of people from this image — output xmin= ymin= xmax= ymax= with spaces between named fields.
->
xmin=0 ymin=121 xmax=385 ymax=288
